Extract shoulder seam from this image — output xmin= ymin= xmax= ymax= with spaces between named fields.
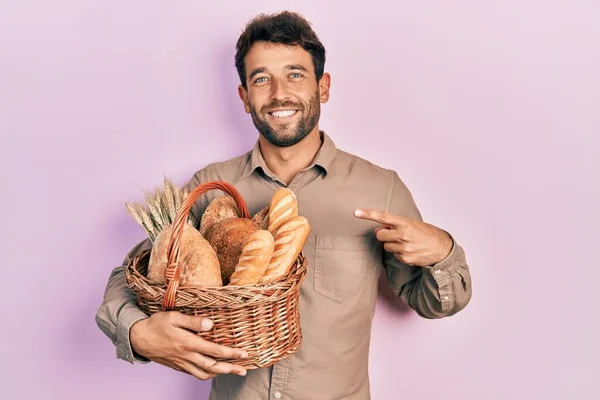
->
xmin=384 ymin=169 xmax=396 ymax=213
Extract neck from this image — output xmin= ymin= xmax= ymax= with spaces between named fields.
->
xmin=258 ymin=128 xmax=323 ymax=186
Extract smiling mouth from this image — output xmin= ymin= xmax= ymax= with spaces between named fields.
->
xmin=267 ymin=109 xmax=299 ymax=118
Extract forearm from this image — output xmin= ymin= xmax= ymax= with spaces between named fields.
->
xmin=95 ymin=169 xmax=213 ymax=363
xmin=95 ymin=239 xmax=152 ymax=363
xmin=96 ymin=167 xmax=224 ymax=362
xmin=379 ymin=170 xmax=472 ymax=318
xmin=385 ymin=239 xmax=472 ymax=319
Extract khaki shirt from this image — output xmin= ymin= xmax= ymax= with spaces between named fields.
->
xmin=96 ymin=131 xmax=472 ymax=400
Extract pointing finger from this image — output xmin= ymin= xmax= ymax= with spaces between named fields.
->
xmin=354 ymin=209 xmax=408 ymax=228
xmin=354 ymin=209 xmax=392 ymax=224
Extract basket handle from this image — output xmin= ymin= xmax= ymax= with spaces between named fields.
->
xmin=161 ymin=180 xmax=250 ymax=310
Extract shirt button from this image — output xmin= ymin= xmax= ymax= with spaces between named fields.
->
xmin=443 ymin=296 xmax=449 ymax=301
xmin=274 ymin=392 xmax=282 ymax=399
xmin=434 ymin=270 xmax=442 ymax=275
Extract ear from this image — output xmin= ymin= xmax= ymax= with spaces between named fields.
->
xmin=318 ymin=72 xmax=331 ymax=103
xmin=238 ymin=85 xmax=250 ymax=113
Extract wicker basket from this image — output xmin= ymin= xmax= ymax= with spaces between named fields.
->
xmin=125 ymin=180 xmax=308 ymax=369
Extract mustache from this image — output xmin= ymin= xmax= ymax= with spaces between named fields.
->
xmin=262 ymin=101 xmax=303 ymax=113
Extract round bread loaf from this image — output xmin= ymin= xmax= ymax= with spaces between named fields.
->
xmin=199 ymin=195 xmax=239 ymax=237
xmin=206 ymin=218 xmax=258 ymax=284
xmin=147 ymin=223 xmax=223 ymax=287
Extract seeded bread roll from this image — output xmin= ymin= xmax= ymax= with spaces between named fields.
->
xmin=199 ymin=195 xmax=239 ymax=237
xmin=251 ymin=205 xmax=270 ymax=230
xmin=206 ymin=218 xmax=258 ymax=284
xmin=260 ymin=216 xmax=310 ymax=283
xmin=147 ymin=223 xmax=223 ymax=287
xmin=268 ymin=188 xmax=298 ymax=235
xmin=228 ymin=230 xmax=275 ymax=285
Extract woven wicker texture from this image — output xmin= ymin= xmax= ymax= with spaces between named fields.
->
xmin=125 ymin=180 xmax=308 ymax=368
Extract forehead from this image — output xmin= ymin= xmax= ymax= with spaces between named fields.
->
xmin=245 ymin=41 xmax=314 ymax=73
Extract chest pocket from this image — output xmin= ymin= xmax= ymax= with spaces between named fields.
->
xmin=313 ymin=235 xmax=376 ymax=303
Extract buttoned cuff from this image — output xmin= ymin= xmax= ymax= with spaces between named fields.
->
xmin=116 ymin=303 xmax=151 ymax=364
xmin=428 ymin=233 xmax=463 ymax=273
xmin=425 ymin=233 xmax=465 ymax=312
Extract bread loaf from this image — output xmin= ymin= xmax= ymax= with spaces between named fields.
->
xmin=199 ymin=195 xmax=239 ymax=237
xmin=260 ymin=216 xmax=310 ymax=283
xmin=206 ymin=217 xmax=258 ymax=284
xmin=268 ymin=188 xmax=298 ymax=234
xmin=228 ymin=230 xmax=275 ymax=285
xmin=251 ymin=205 xmax=270 ymax=230
xmin=147 ymin=223 xmax=223 ymax=287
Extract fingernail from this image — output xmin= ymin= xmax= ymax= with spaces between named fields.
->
xmin=354 ymin=209 xmax=363 ymax=217
xmin=240 ymin=352 xmax=248 ymax=359
xmin=201 ymin=318 xmax=213 ymax=330
xmin=238 ymin=370 xmax=247 ymax=376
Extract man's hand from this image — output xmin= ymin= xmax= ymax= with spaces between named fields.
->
xmin=354 ymin=209 xmax=452 ymax=267
xmin=130 ymin=311 xmax=248 ymax=380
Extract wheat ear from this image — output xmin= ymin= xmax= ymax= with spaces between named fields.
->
xmin=124 ymin=177 xmax=190 ymax=242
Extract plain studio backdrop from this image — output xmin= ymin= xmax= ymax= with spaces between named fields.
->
xmin=1 ymin=1 xmax=598 ymax=399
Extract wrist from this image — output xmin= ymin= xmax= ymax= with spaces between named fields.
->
xmin=129 ymin=319 xmax=147 ymax=358
xmin=435 ymin=231 xmax=453 ymax=264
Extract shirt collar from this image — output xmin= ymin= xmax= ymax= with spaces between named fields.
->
xmin=241 ymin=130 xmax=337 ymax=180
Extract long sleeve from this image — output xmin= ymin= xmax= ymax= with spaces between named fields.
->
xmin=95 ymin=170 xmax=209 ymax=363
xmin=95 ymin=238 xmax=153 ymax=363
xmin=381 ymin=171 xmax=472 ymax=319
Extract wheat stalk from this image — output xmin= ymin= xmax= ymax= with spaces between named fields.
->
xmin=163 ymin=179 xmax=177 ymax=225
xmin=125 ymin=177 xmax=192 ymax=242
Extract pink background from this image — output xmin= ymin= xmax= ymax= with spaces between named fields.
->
xmin=2 ymin=1 xmax=598 ymax=399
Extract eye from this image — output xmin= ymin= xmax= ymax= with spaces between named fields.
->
xmin=253 ymin=76 xmax=268 ymax=85
xmin=290 ymin=72 xmax=304 ymax=79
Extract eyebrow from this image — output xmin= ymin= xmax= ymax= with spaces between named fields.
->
xmin=286 ymin=64 xmax=309 ymax=72
xmin=248 ymin=67 xmax=266 ymax=81
xmin=248 ymin=64 xmax=310 ymax=80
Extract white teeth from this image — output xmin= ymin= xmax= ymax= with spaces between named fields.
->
xmin=270 ymin=110 xmax=296 ymax=118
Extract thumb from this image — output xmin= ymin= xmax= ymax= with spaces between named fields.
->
xmin=171 ymin=312 xmax=213 ymax=332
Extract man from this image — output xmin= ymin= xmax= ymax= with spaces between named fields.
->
xmin=96 ymin=11 xmax=472 ymax=400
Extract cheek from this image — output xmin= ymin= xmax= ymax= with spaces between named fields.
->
xmin=295 ymin=84 xmax=316 ymax=98
xmin=297 ymin=86 xmax=319 ymax=106
xmin=248 ymin=91 xmax=270 ymax=111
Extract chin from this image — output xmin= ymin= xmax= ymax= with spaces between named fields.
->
xmin=257 ymin=122 xmax=301 ymax=146
xmin=262 ymin=135 xmax=303 ymax=148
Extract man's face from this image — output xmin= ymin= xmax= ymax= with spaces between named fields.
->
xmin=239 ymin=41 xmax=330 ymax=147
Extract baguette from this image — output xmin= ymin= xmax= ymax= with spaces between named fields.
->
xmin=260 ymin=216 xmax=310 ymax=283
xmin=268 ymin=188 xmax=298 ymax=235
xmin=228 ymin=230 xmax=275 ymax=285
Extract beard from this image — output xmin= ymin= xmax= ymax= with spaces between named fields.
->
xmin=249 ymin=90 xmax=320 ymax=147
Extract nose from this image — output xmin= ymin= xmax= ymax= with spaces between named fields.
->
xmin=269 ymin=78 xmax=290 ymax=101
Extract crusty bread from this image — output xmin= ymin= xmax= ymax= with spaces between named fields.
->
xmin=148 ymin=223 xmax=223 ymax=287
xmin=260 ymin=216 xmax=310 ymax=283
xmin=199 ymin=195 xmax=239 ymax=237
xmin=251 ymin=205 xmax=270 ymax=230
xmin=228 ymin=230 xmax=275 ymax=285
xmin=206 ymin=218 xmax=258 ymax=284
xmin=268 ymin=188 xmax=298 ymax=235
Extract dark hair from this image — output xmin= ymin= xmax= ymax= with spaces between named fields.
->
xmin=234 ymin=11 xmax=326 ymax=89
